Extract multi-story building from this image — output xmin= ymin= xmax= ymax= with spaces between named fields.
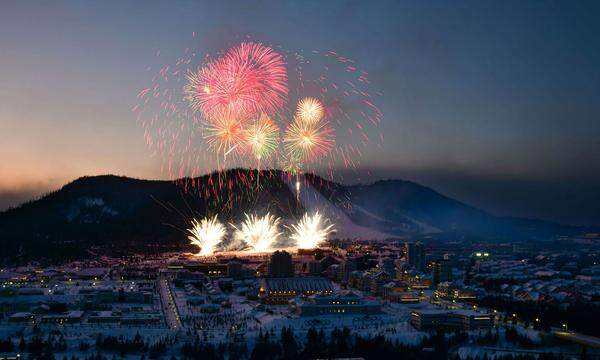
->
xmin=268 ymin=251 xmax=294 ymax=278
xmin=227 ymin=260 xmax=244 ymax=279
xmin=382 ymin=281 xmax=420 ymax=303
xmin=258 ymin=277 xmax=333 ymax=304
xmin=405 ymin=242 xmax=426 ymax=271
xmin=182 ymin=262 xmax=228 ymax=277
xmin=307 ymin=260 xmax=322 ymax=276
xmin=370 ymin=271 xmax=392 ymax=295
xmin=435 ymin=282 xmax=477 ymax=301
xmin=339 ymin=257 xmax=358 ymax=282
xmin=410 ymin=309 xmax=494 ymax=331
xmin=293 ymin=291 xmax=381 ymax=316
xmin=433 ymin=260 xmax=452 ymax=285
xmin=380 ymin=257 xmax=395 ymax=277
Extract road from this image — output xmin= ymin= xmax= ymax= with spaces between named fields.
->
xmin=554 ymin=330 xmax=600 ymax=348
xmin=158 ymin=275 xmax=183 ymax=330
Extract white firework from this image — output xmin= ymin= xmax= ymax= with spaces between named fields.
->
xmin=231 ymin=213 xmax=282 ymax=252
xmin=187 ymin=215 xmax=226 ymax=256
xmin=288 ymin=211 xmax=335 ymax=249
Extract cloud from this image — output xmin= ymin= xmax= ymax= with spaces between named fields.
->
xmin=0 ymin=188 xmax=42 ymax=211
xmin=0 ymin=178 xmax=64 ymax=211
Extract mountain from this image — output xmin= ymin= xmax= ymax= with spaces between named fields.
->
xmin=304 ymin=174 xmax=586 ymax=239
xmin=0 ymin=169 xmax=589 ymax=263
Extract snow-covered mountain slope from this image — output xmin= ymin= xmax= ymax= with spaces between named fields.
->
xmin=285 ymin=177 xmax=399 ymax=240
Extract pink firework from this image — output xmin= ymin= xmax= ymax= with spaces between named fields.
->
xmin=134 ymin=36 xmax=383 ymax=197
xmin=185 ymin=42 xmax=288 ymax=120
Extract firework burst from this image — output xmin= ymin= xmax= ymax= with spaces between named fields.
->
xmin=244 ymin=113 xmax=279 ymax=161
xmin=288 ymin=212 xmax=335 ymax=249
xmin=281 ymin=153 xmax=303 ymax=175
xmin=184 ymin=42 xmax=288 ymax=120
xmin=134 ymin=39 xmax=383 ymax=197
xmin=296 ymin=97 xmax=324 ymax=124
xmin=203 ymin=114 xmax=246 ymax=156
xmin=283 ymin=117 xmax=334 ymax=161
xmin=231 ymin=213 xmax=282 ymax=252
xmin=188 ymin=215 xmax=226 ymax=256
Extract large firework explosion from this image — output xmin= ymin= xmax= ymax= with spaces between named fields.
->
xmin=184 ymin=42 xmax=288 ymax=120
xmin=188 ymin=215 xmax=227 ymax=256
xmin=283 ymin=114 xmax=335 ymax=161
xmin=133 ymin=36 xmax=382 ymax=192
xmin=288 ymin=211 xmax=335 ymax=250
xmin=135 ymin=36 xmax=382 ymax=249
xmin=231 ymin=213 xmax=282 ymax=253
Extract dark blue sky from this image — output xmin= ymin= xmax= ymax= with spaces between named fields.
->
xmin=1 ymin=1 xmax=599 ymax=226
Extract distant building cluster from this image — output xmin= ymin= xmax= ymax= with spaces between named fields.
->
xmin=1 ymin=235 xmax=599 ymax=358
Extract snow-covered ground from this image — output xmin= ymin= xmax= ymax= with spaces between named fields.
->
xmin=286 ymin=177 xmax=393 ymax=239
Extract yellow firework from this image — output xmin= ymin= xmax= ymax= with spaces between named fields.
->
xmin=187 ymin=215 xmax=226 ymax=256
xmin=296 ymin=97 xmax=324 ymax=124
xmin=231 ymin=213 xmax=282 ymax=252
xmin=203 ymin=115 xmax=246 ymax=156
xmin=245 ymin=113 xmax=279 ymax=160
xmin=283 ymin=117 xmax=334 ymax=161
xmin=288 ymin=211 xmax=335 ymax=249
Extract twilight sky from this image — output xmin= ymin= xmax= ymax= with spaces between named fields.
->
xmin=1 ymin=1 xmax=599 ymax=227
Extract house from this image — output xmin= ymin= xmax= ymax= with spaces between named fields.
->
xmin=410 ymin=309 xmax=494 ymax=331
xmin=258 ymin=277 xmax=333 ymax=304
xmin=292 ymin=291 xmax=382 ymax=317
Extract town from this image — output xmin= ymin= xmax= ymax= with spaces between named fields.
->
xmin=1 ymin=235 xmax=599 ymax=359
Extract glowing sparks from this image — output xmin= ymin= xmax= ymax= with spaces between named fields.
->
xmin=282 ymin=154 xmax=303 ymax=175
xmin=135 ymin=40 xmax=383 ymax=197
xmin=187 ymin=216 xmax=226 ymax=256
xmin=184 ymin=42 xmax=288 ymax=120
xmin=284 ymin=97 xmax=334 ymax=161
xmin=203 ymin=115 xmax=245 ymax=156
xmin=288 ymin=212 xmax=335 ymax=249
xmin=232 ymin=213 xmax=282 ymax=252
xmin=186 ymin=211 xmax=334 ymax=255
xmin=284 ymin=117 xmax=334 ymax=161
xmin=295 ymin=180 xmax=301 ymax=201
xmin=296 ymin=97 xmax=324 ymax=124
xmin=244 ymin=113 xmax=279 ymax=160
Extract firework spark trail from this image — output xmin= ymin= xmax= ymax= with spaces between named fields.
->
xmin=187 ymin=215 xmax=227 ymax=256
xmin=231 ymin=213 xmax=282 ymax=252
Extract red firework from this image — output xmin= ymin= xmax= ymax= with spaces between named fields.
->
xmin=135 ymin=37 xmax=383 ymax=197
xmin=185 ymin=42 xmax=288 ymax=120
